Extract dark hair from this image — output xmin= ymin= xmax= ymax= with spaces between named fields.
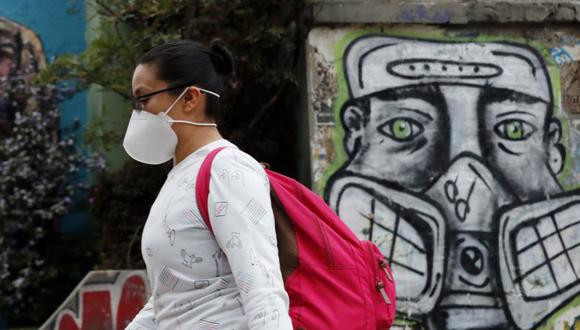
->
xmin=138 ymin=39 xmax=234 ymax=119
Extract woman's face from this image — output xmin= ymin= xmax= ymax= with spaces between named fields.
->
xmin=131 ymin=63 xmax=181 ymax=115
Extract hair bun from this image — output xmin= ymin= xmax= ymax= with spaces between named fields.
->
xmin=209 ymin=39 xmax=234 ymax=75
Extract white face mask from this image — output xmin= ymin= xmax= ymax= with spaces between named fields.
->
xmin=123 ymin=87 xmax=219 ymax=165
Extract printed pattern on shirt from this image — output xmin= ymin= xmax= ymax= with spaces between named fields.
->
xmin=181 ymin=249 xmax=203 ymax=268
xmin=236 ymin=271 xmax=255 ymax=294
xmin=183 ymin=208 xmax=206 ymax=228
xmin=226 ymin=232 xmax=243 ymax=250
xmin=268 ymin=235 xmax=277 ymax=248
xmin=162 ymin=212 xmax=176 ymax=247
xmin=177 ymin=175 xmax=196 ymax=192
xmin=219 ymin=169 xmax=246 ymax=187
xmin=212 ymin=250 xmax=225 ymax=277
xmin=214 ymin=202 xmax=228 ymax=217
xmin=249 ymin=307 xmax=282 ymax=329
xmin=241 ymin=198 xmax=267 ymax=225
xmin=174 ymin=300 xmax=196 ymax=315
xmin=194 ymin=318 xmax=219 ymax=330
xmin=159 ymin=266 xmax=179 ymax=290
xmin=249 ymin=248 xmax=275 ymax=287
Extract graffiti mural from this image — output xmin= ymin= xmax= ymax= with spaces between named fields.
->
xmin=0 ymin=16 xmax=47 ymax=133
xmin=309 ymin=30 xmax=580 ymax=330
xmin=39 ymin=270 xmax=150 ymax=330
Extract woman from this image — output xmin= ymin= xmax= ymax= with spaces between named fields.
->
xmin=124 ymin=39 xmax=292 ymax=329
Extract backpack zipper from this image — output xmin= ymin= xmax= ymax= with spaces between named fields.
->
xmin=379 ymin=258 xmax=393 ymax=282
xmin=376 ymin=281 xmax=391 ymax=305
xmin=365 ymin=242 xmax=391 ymax=305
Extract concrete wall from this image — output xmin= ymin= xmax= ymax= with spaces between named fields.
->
xmin=311 ymin=0 xmax=580 ymax=24
xmin=40 ymin=270 xmax=149 ymax=330
xmin=306 ymin=25 xmax=580 ymax=330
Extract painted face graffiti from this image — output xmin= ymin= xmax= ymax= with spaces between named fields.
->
xmin=325 ymin=36 xmax=580 ymax=330
xmin=0 ymin=17 xmax=47 ymax=133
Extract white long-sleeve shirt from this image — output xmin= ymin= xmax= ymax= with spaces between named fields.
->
xmin=126 ymin=139 xmax=292 ymax=330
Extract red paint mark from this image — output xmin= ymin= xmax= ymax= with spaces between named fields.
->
xmin=55 ymin=274 xmax=147 ymax=330
xmin=82 ymin=291 xmax=113 ymax=329
xmin=57 ymin=291 xmax=112 ymax=330
xmin=116 ymin=275 xmax=147 ymax=329
xmin=57 ymin=313 xmax=80 ymax=330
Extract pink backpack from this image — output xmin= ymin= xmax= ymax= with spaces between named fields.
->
xmin=196 ymin=147 xmax=396 ymax=329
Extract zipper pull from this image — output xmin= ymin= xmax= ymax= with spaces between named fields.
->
xmin=379 ymin=259 xmax=393 ymax=282
xmin=376 ymin=281 xmax=391 ymax=305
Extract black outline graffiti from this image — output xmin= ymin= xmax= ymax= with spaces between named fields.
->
xmin=325 ymin=34 xmax=579 ymax=330
xmin=496 ymin=194 xmax=580 ymax=329
xmin=386 ymin=59 xmax=503 ymax=80
xmin=508 ymin=201 xmax=580 ymax=300
xmin=334 ymin=177 xmax=445 ymax=305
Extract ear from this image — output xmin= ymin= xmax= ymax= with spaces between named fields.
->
xmin=342 ymin=104 xmax=365 ymax=157
xmin=547 ymin=119 xmax=565 ymax=175
xmin=182 ymin=87 xmax=203 ymax=115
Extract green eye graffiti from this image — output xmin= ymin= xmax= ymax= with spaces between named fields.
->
xmin=378 ymin=117 xmax=424 ymax=141
xmin=494 ymin=119 xmax=537 ymax=141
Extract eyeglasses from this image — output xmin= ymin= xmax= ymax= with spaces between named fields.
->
xmin=132 ymin=83 xmax=221 ymax=111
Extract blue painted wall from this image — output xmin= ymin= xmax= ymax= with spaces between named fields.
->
xmin=0 ymin=0 xmax=86 ymax=130
xmin=0 ymin=0 xmax=88 ymax=231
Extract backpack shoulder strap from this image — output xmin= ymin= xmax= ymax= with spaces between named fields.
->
xmin=195 ymin=146 xmax=228 ymax=234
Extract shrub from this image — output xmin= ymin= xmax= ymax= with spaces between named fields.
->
xmin=0 ymin=90 xmax=105 ymax=325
